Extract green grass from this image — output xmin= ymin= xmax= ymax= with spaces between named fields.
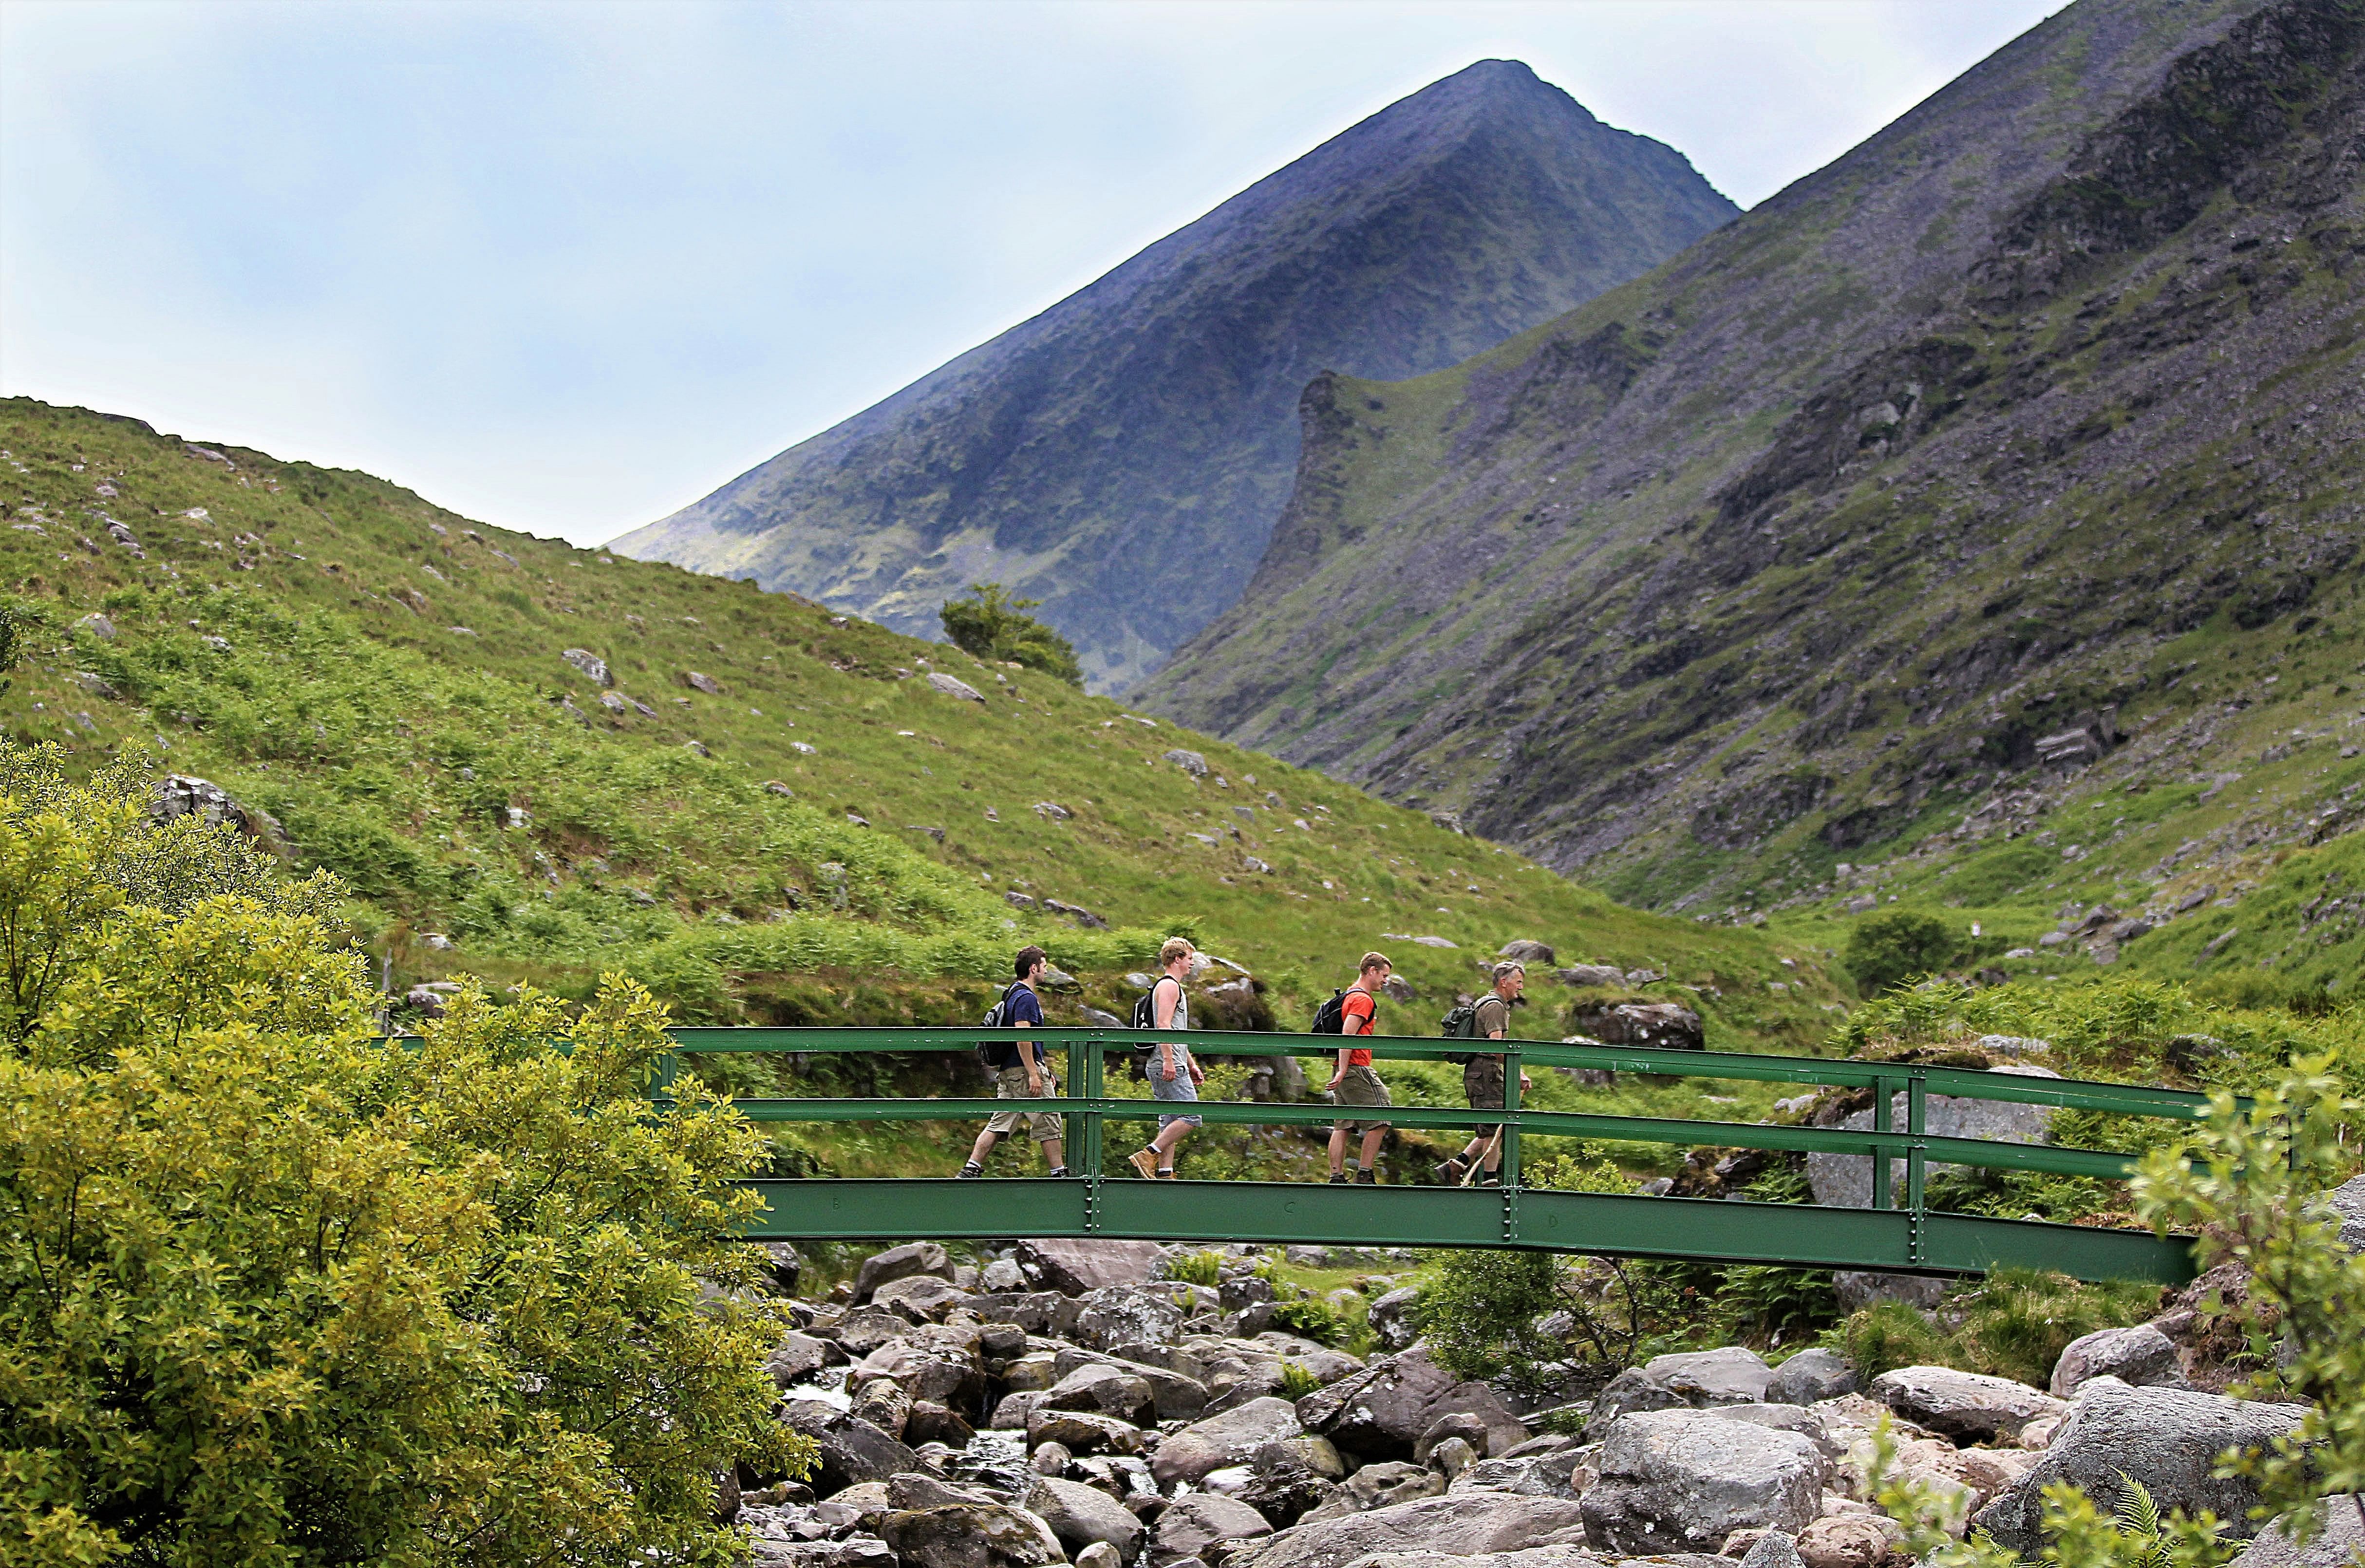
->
xmin=0 ymin=397 xmax=1837 ymax=1052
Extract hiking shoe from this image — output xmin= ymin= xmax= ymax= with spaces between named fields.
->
xmin=1433 ymin=1157 xmax=1467 ymax=1185
xmin=956 ymin=1162 xmax=984 ymax=1179
xmin=1328 ymin=1173 xmax=1350 ymax=1184
xmin=1128 ymin=1148 xmax=1162 ymax=1181
xmin=1047 ymin=1167 xmax=1070 ymax=1179
xmin=1478 ymin=1171 xmax=1502 ymax=1186
xmin=1354 ymin=1169 xmax=1377 ymax=1184
xmin=1156 ymin=1168 xmax=1177 ymax=1180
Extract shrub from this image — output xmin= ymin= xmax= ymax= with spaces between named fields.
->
xmin=1277 ymin=1361 xmax=1322 ymax=1400
xmin=1165 ymin=1250 xmax=1223 ymax=1287
xmin=1826 ymin=1300 xmax=1956 ymax=1379
xmin=939 ymin=582 xmax=1083 ymax=686
xmin=1845 ymin=911 xmax=1957 ymax=996
xmin=1270 ymin=1297 xmax=1347 ymax=1346
xmin=0 ymin=744 xmax=807 ymax=1565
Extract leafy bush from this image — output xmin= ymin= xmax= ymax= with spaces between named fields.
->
xmin=1949 ymin=1269 xmax=2159 ymax=1388
xmin=1826 ymin=1300 xmax=1957 ymax=1379
xmin=939 ymin=582 xmax=1083 ymax=686
xmin=1846 ymin=911 xmax=1958 ymax=995
xmin=1277 ymin=1361 xmax=1323 ymax=1400
xmin=1165 ymin=1250 xmax=1223 ymax=1287
xmin=0 ymin=745 xmax=807 ymax=1566
xmin=1417 ymin=1249 xmax=1564 ymax=1381
xmin=1270 ymin=1297 xmax=1346 ymax=1346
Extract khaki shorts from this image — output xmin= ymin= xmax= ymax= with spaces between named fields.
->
xmin=1464 ymin=1055 xmax=1506 ymax=1140
xmin=985 ymin=1065 xmax=1062 ymax=1142
xmin=1332 ymin=1063 xmax=1392 ymax=1135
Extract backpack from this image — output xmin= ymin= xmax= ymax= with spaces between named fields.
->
xmin=1309 ymin=989 xmax=1348 ymax=1035
xmin=975 ymin=983 xmax=1027 ymax=1071
xmin=1129 ymin=975 xmax=1177 ymax=1052
xmin=1439 ymin=1001 xmax=1484 ymax=1064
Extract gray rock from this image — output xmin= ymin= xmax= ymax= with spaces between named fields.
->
xmin=73 ymin=612 xmax=118 ymax=640
xmin=562 ymin=647 xmax=613 ymax=686
xmin=1021 ymin=1238 xmax=1171 ymax=1296
xmin=1767 ymin=1350 xmax=1858 ymax=1407
xmin=769 ymin=1330 xmax=839 ymax=1388
xmin=1367 ymin=1288 xmax=1424 ymax=1353
xmin=1155 ymin=1493 xmax=1272 ymax=1564
xmin=2325 ymin=1174 xmax=2365 ymax=1254
xmin=2226 ymin=1498 xmax=2365 ymax=1568
xmin=1971 ymin=1382 xmax=2308 ymax=1552
xmin=1029 ymin=1406 xmax=1151 ymax=1456
xmin=905 ymin=1402 xmax=975 ymax=1449
xmin=685 ymin=670 xmax=724 ymax=695
xmin=1809 ymin=1084 xmax=2051 ymax=1210
xmin=1557 ymin=965 xmax=1627 ymax=989
xmin=1162 ymin=749 xmax=1210 ymax=778
xmin=1154 ymin=1397 xmax=1305 ymax=1486
xmin=1416 ymin=1413 xmax=1493 ymax=1466
xmin=784 ymin=1402 xmax=923 ymax=1496
xmin=150 ymin=773 xmax=292 ymax=855
xmin=1077 ymin=1546 xmax=1125 ymax=1568
xmin=1498 ymin=940 xmax=1557 ymax=965
xmin=1056 ymin=1347 xmax=1211 ymax=1420
xmin=1245 ymin=1493 xmax=1593 ymax=1568
xmin=1830 ymin=1273 xmax=1952 ymax=1314
xmin=928 ymin=671 xmax=987 ymax=702
xmin=1739 ymin=1530 xmax=1807 ymax=1568
xmin=1074 ymin=1285 xmax=1194 ymax=1351
xmin=1643 ymin=1347 xmax=1775 ymax=1406
xmin=972 ymin=1291 xmax=1077 ymax=1335
xmin=880 ymin=1500 xmax=1063 ymax=1568
xmin=994 ymin=1391 xmax=1050 ymax=1430
xmin=1702 ymin=1404 xmax=1836 ymax=1458
xmin=1578 ymin=1409 xmax=1825 ymax=1555
xmin=1295 ymin=1344 xmax=1461 ymax=1461
xmin=2049 ymin=1323 xmax=2184 ymax=1397
xmin=872 ymin=1274 xmax=974 ymax=1322
xmin=1047 ymin=1362 xmax=1159 ymax=1427
xmin=1030 ymin=1475 xmax=1147 ymax=1563
xmin=855 ymin=1242 xmax=955 ymax=1303
xmin=1868 ymin=1366 xmax=2066 ymax=1444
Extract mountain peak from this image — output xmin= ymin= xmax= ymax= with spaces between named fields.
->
xmin=613 ymin=64 xmax=1734 ymax=691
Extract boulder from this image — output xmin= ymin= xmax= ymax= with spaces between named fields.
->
xmin=1704 ymin=1404 xmax=1837 ymax=1458
xmin=1791 ymin=1513 xmax=1905 ymax=1568
xmin=2049 ymin=1323 xmax=2184 ymax=1397
xmin=1868 ymin=1367 xmax=2065 ymax=1444
xmin=1077 ymin=1548 xmax=1124 ymax=1568
xmin=150 ymin=774 xmax=293 ymax=856
xmin=1579 ymin=1409 xmax=1825 ymax=1555
xmin=1498 ymin=941 xmax=1557 ymax=965
xmin=850 ymin=1380 xmax=912 ymax=1439
xmin=1074 ymin=1285 xmax=1194 ymax=1352
xmin=1022 ymin=1239 xmax=1171 ymax=1297
xmin=1245 ymin=1493 xmax=1592 ymax=1568
xmin=905 ymin=1402 xmax=976 ymax=1449
xmin=879 ymin=1501 xmax=1064 ymax=1568
xmin=1161 ymin=749 xmax=1211 ymax=779
xmin=1567 ymin=1001 xmax=1705 ymax=1050
xmin=769 ymin=1330 xmax=839 ymax=1388
xmin=1768 ymin=1351 xmax=1858 ymax=1407
xmin=1971 ymin=1382 xmax=2309 ymax=1552
xmin=1029 ymin=1407 xmax=1151 ymax=1457
xmin=2226 ymin=1498 xmax=2365 ymax=1568
xmin=1055 ymin=1348 xmax=1211 ymax=1420
xmin=1295 ymin=1344 xmax=1460 ymax=1461
xmin=856 ymin=1243 xmax=956 ymax=1303
xmin=1238 ymin=1437 xmax=1351 ymax=1527
xmin=1416 ymin=1413 xmax=1492 ymax=1466
xmin=1737 ymin=1529 xmax=1809 ymax=1568
xmin=1154 ymin=1397 xmax=1304 ymax=1486
xmin=1830 ymin=1274 xmax=1951 ymax=1315
xmin=1154 ymin=1493 xmax=1270 ymax=1564
xmin=1047 ymin=1363 xmax=1159 ymax=1427
xmin=784 ymin=1402 xmax=923 ymax=1496
xmin=1809 ymin=1086 xmax=2051 ymax=1210
xmin=833 ymin=1309 xmax=915 ymax=1359
xmin=562 ymin=647 xmax=613 ymax=686
xmin=1365 ymin=1288 xmax=1423 ymax=1352
xmin=2326 ymin=1174 xmax=2365 ymax=1253
xmin=1646 ymin=1347 xmax=1777 ymax=1405
xmin=928 ymin=672 xmax=986 ymax=702
xmin=995 ymin=1392 xmax=1051 ymax=1430
xmin=974 ymin=1291 xmax=1077 ymax=1335
xmin=873 ymin=1275 xmax=974 ymax=1322
xmin=1557 ymin=965 xmax=1627 ymax=989
xmin=1030 ymin=1475 xmax=1147 ymax=1564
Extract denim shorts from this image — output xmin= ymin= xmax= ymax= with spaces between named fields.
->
xmin=1150 ymin=1049 xmax=1202 ymax=1130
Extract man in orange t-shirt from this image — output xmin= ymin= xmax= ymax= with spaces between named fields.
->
xmin=1325 ymin=952 xmax=1394 ymax=1183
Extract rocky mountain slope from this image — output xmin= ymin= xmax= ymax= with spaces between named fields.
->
xmin=1140 ymin=0 xmax=2365 ymax=995
xmin=613 ymin=60 xmax=1734 ymax=692
xmin=0 ymin=396 xmax=1832 ymax=1046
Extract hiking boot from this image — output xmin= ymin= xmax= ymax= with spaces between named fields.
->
xmin=1328 ymin=1173 xmax=1350 ymax=1184
xmin=1156 ymin=1168 xmax=1177 ymax=1180
xmin=956 ymin=1162 xmax=984 ymax=1179
xmin=1046 ymin=1167 xmax=1070 ymax=1179
xmin=1433 ymin=1157 xmax=1468 ymax=1185
xmin=1128 ymin=1148 xmax=1162 ymax=1181
xmin=1478 ymin=1170 xmax=1502 ymax=1186
xmin=1354 ymin=1169 xmax=1377 ymax=1184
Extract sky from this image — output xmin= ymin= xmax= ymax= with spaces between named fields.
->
xmin=1 ymin=0 xmax=2070 ymax=548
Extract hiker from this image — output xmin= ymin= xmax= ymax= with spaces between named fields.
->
xmin=1436 ymin=959 xmax=1533 ymax=1186
xmin=1129 ymin=936 xmax=1204 ymax=1179
xmin=1325 ymin=952 xmax=1394 ymax=1183
xmin=957 ymin=945 xmax=1069 ymax=1178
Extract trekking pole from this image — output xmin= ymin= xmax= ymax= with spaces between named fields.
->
xmin=1462 ymin=1125 xmax=1505 ymax=1186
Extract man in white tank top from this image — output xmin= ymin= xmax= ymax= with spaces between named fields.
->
xmin=1129 ymin=936 xmax=1204 ymax=1179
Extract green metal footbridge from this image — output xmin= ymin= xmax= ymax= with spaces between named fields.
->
xmin=666 ymin=1028 xmax=2218 ymax=1285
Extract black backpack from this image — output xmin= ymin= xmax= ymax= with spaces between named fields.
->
xmin=1310 ymin=989 xmax=1348 ymax=1035
xmin=1129 ymin=975 xmax=1176 ymax=1052
xmin=975 ymin=983 xmax=1027 ymax=1071
xmin=1439 ymin=1001 xmax=1484 ymax=1065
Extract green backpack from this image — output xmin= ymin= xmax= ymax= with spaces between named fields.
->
xmin=1439 ymin=1002 xmax=1483 ymax=1065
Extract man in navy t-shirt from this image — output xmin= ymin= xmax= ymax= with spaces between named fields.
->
xmin=957 ymin=945 xmax=1069 ymax=1177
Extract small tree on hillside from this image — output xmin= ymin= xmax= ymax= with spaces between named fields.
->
xmin=939 ymin=582 xmax=1083 ymax=686
xmin=1846 ymin=910 xmax=1957 ymax=996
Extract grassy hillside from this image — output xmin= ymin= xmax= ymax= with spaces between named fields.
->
xmin=0 ymin=398 xmax=1835 ymax=1067
xmin=1139 ymin=0 xmax=2364 ymax=1005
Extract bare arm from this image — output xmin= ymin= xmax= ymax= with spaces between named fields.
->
xmin=1154 ymin=978 xmax=1179 ymax=1075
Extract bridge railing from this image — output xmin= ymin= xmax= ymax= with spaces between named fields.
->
xmin=655 ymin=1026 xmax=2221 ymax=1282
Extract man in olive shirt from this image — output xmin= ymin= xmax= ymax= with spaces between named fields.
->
xmin=1436 ymin=960 xmax=1533 ymax=1186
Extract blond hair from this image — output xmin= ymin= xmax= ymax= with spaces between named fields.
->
xmin=1359 ymin=951 xmax=1391 ymax=975
xmin=1159 ymin=936 xmax=1197 ymax=967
